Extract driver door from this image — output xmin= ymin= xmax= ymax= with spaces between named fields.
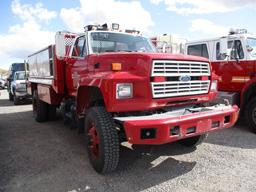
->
xmin=66 ymin=35 xmax=88 ymax=96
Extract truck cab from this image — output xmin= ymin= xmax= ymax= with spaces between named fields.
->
xmin=10 ymin=71 xmax=30 ymax=105
xmin=185 ymin=29 xmax=256 ymax=132
xmin=28 ymin=23 xmax=238 ymax=173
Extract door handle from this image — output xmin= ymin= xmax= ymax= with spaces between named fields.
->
xmin=94 ymin=63 xmax=100 ymax=69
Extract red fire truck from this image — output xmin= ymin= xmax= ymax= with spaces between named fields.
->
xmin=185 ymin=29 xmax=256 ymax=133
xmin=27 ymin=23 xmax=238 ymax=173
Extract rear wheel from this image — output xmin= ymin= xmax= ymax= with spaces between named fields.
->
xmin=245 ymin=98 xmax=256 ymax=133
xmin=32 ymin=90 xmax=48 ymax=122
xmin=48 ymin=105 xmax=57 ymax=121
xmin=178 ymin=134 xmax=207 ymax=147
xmin=85 ymin=107 xmax=119 ymax=174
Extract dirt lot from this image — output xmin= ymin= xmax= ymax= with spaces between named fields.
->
xmin=0 ymin=89 xmax=256 ymax=192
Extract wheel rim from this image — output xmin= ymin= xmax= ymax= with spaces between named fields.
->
xmin=87 ymin=122 xmax=100 ymax=157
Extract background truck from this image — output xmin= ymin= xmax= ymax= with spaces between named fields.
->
xmin=7 ymin=62 xmax=27 ymax=101
xmin=10 ymin=71 xmax=30 ymax=105
xmin=185 ymin=29 xmax=256 ymax=132
xmin=27 ymin=23 xmax=238 ymax=173
xmin=151 ymin=34 xmax=186 ymax=54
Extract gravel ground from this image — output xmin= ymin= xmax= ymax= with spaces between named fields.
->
xmin=0 ymin=89 xmax=256 ymax=192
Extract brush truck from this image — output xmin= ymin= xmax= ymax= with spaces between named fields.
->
xmin=27 ymin=24 xmax=238 ymax=173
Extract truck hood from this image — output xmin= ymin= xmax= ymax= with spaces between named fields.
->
xmin=14 ymin=80 xmax=26 ymax=84
xmin=91 ymin=52 xmax=209 ymax=76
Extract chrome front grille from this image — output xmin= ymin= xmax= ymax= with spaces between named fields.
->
xmin=152 ymin=80 xmax=210 ymax=98
xmin=152 ymin=60 xmax=210 ymax=76
xmin=151 ymin=60 xmax=211 ymax=98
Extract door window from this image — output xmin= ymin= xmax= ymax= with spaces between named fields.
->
xmin=216 ymin=42 xmax=227 ymax=60
xmin=216 ymin=40 xmax=244 ymax=60
xmin=228 ymin=40 xmax=244 ymax=60
xmin=72 ymin=36 xmax=86 ymax=57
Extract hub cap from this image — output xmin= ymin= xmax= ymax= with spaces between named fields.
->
xmin=87 ymin=122 xmax=100 ymax=157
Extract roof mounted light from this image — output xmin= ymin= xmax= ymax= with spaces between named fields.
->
xmin=125 ymin=29 xmax=140 ymax=35
xmin=84 ymin=23 xmax=109 ymax=32
xmin=229 ymin=28 xmax=248 ymax=35
xmin=84 ymin=25 xmax=96 ymax=32
xmin=112 ymin=23 xmax=119 ymax=30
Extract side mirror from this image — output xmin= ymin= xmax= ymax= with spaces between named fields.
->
xmin=246 ymin=45 xmax=253 ymax=52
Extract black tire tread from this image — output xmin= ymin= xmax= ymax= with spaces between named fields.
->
xmin=33 ymin=90 xmax=48 ymax=122
xmin=85 ymin=107 xmax=119 ymax=174
xmin=179 ymin=134 xmax=207 ymax=147
xmin=13 ymin=93 xmax=19 ymax=105
xmin=9 ymin=92 xmax=14 ymax=101
xmin=245 ymin=98 xmax=256 ymax=133
xmin=48 ymin=105 xmax=57 ymax=121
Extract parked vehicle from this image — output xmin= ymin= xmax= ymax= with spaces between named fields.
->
xmin=7 ymin=63 xmax=27 ymax=101
xmin=10 ymin=71 xmax=30 ymax=105
xmin=0 ymin=78 xmax=6 ymax=89
xmin=185 ymin=29 xmax=256 ymax=132
xmin=27 ymin=23 xmax=238 ymax=173
xmin=151 ymin=34 xmax=186 ymax=54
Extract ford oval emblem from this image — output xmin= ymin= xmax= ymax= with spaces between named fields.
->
xmin=179 ymin=75 xmax=191 ymax=82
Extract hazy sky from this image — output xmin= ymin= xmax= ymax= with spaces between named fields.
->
xmin=0 ymin=0 xmax=256 ymax=69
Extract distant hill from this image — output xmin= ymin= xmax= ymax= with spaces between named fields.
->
xmin=0 ymin=68 xmax=8 ymax=78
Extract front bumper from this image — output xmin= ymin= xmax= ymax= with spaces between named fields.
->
xmin=15 ymin=91 xmax=31 ymax=98
xmin=114 ymin=104 xmax=239 ymax=145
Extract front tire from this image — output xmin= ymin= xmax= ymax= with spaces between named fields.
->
xmin=32 ymin=90 xmax=48 ymax=122
xmin=13 ymin=93 xmax=19 ymax=105
xmin=245 ymin=98 xmax=256 ymax=133
xmin=178 ymin=134 xmax=207 ymax=147
xmin=85 ymin=107 xmax=119 ymax=174
xmin=9 ymin=92 xmax=14 ymax=101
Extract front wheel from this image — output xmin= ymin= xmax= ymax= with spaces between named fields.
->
xmin=85 ymin=107 xmax=119 ymax=174
xmin=178 ymin=134 xmax=207 ymax=147
xmin=245 ymin=98 xmax=256 ymax=133
xmin=13 ymin=93 xmax=19 ymax=105
xmin=9 ymin=92 xmax=14 ymax=101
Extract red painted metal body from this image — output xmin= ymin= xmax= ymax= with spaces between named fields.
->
xmin=121 ymin=105 xmax=238 ymax=144
xmin=211 ymin=60 xmax=256 ymax=92
xmin=65 ymin=53 xmax=217 ymax=113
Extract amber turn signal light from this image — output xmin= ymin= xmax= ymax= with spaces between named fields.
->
xmin=112 ymin=63 xmax=122 ymax=71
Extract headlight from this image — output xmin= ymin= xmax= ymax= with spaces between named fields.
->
xmin=116 ymin=83 xmax=133 ymax=99
xmin=210 ymin=80 xmax=218 ymax=91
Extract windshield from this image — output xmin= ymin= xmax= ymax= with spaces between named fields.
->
xmin=90 ymin=32 xmax=156 ymax=53
xmin=247 ymin=38 xmax=256 ymax=57
xmin=15 ymin=72 xmax=26 ymax=80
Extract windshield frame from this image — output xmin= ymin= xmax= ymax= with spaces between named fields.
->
xmin=87 ymin=31 xmax=156 ymax=54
